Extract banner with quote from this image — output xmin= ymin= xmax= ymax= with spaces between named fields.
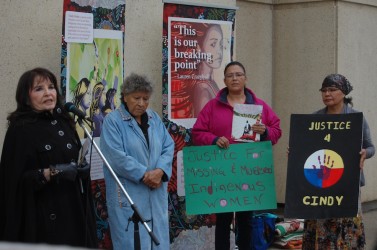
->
xmin=285 ymin=113 xmax=363 ymax=219
xmin=184 ymin=142 xmax=277 ymax=215
xmin=162 ymin=2 xmax=236 ymax=247
xmin=168 ymin=17 xmax=232 ymax=128
xmin=61 ymin=1 xmax=125 ymax=248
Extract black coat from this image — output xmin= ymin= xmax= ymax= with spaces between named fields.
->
xmin=0 ymin=107 xmax=97 ymax=248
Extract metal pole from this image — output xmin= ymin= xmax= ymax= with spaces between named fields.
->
xmin=78 ymin=119 xmax=160 ymax=247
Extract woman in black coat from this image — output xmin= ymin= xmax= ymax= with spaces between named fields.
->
xmin=0 ymin=68 xmax=97 ymax=247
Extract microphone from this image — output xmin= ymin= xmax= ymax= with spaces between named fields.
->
xmin=64 ymin=102 xmax=88 ymax=120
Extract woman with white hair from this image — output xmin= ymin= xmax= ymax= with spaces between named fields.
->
xmin=100 ymin=73 xmax=174 ymax=250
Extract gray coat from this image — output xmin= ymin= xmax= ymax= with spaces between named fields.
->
xmin=314 ymin=105 xmax=375 ymax=186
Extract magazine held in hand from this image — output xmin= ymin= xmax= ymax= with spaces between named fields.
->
xmin=231 ymin=104 xmax=263 ymax=142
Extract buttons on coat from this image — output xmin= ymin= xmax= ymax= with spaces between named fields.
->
xmin=58 ymin=130 xmax=65 ymax=136
xmin=45 ymin=145 xmax=52 ymax=150
xmin=67 ymin=143 xmax=72 ymax=149
xmin=51 ymin=120 xmax=57 ymax=125
xmin=49 ymin=214 xmax=57 ymax=220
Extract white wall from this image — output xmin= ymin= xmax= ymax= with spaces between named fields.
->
xmin=272 ymin=0 xmax=377 ymax=202
xmin=273 ymin=1 xmax=338 ymax=202
xmin=0 ymin=0 xmax=63 ymax=153
xmin=337 ymin=1 xmax=377 ymax=201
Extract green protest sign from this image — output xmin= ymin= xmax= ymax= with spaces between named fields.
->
xmin=183 ymin=141 xmax=277 ymax=215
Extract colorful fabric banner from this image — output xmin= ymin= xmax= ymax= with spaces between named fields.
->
xmin=61 ymin=1 xmax=126 ymax=248
xmin=162 ymin=1 xmax=236 ymax=246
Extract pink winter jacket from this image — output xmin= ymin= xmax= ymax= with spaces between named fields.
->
xmin=192 ymin=87 xmax=282 ymax=146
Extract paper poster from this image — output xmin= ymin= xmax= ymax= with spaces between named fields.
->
xmin=232 ymin=104 xmax=263 ymax=142
xmin=285 ymin=113 xmax=363 ymax=219
xmin=184 ymin=142 xmax=276 ymax=215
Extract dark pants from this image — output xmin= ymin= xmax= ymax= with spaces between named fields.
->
xmin=215 ymin=211 xmax=251 ymax=250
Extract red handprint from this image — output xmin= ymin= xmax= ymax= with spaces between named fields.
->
xmin=312 ymin=154 xmax=334 ymax=180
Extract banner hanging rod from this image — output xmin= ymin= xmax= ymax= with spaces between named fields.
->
xmin=162 ymin=0 xmax=238 ymax=10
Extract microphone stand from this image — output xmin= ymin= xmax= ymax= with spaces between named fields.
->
xmin=77 ymin=117 xmax=160 ymax=250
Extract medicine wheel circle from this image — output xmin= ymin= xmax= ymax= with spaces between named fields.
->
xmin=303 ymin=149 xmax=344 ymax=188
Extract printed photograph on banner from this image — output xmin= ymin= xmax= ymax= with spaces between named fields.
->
xmin=168 ymin=17 xmax=232 ymax=128
xmin=66 ymin=29 xmax=123 ymax=137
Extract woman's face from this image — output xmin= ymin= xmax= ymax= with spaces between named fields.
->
xmin=29 ymin=76 xmax=57 ymax=113
xmin=202 ymin=26 xmax=223 ymax=69
xmin=321 ymin=87 xmax=345 ymax=108
xmin=81 ymin=85 xmax=91 ymax=109
xmin=93 ymin=85 xmax=104 ymax=105
xmin=224 ymin=65 xmax=246 ymax=94
xmin=123 ymin=91 xmax=150 ymax=118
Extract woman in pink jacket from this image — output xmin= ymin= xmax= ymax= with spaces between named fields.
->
xmin=192 ymin=61 xmax=282 ymax=250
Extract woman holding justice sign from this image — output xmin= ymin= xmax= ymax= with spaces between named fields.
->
xmin=302 ymin=74 xmax=375 ymax=249
xmin=192 ymin=61 xmax=281 ymax=249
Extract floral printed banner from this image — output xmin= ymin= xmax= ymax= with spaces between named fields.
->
xmin=162 ymin=2 xmax=236 ymax=247
xmin=61 ymin=1 xmax=125 ymax=249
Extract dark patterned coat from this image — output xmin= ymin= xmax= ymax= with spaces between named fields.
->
xmin=0 ymin=107 xmax=97 ymax=248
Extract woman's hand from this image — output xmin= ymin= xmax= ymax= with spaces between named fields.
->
xmin=216 ymin=136 xmax=229 ymax=149
xmin=143 ymin=169 xmax=164 ymax=189
xmin=252 ymin=123 xmax=266 ymax=135
xmin=360 ymin=148 xmax=367 ymax=169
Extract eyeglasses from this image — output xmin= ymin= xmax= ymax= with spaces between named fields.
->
xmin=320 ymin=87 xmax=340 ymax=93
xmin=225 ymin=72 xmax=245 ymax=79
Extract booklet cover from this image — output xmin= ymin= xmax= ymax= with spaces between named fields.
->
xmin=231 ymin=104 xmax=263 ymax=142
